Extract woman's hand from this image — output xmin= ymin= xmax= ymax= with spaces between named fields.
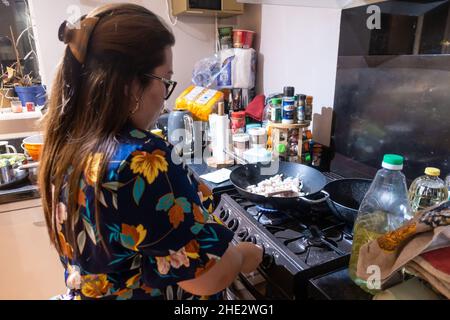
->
xmin=237 ymin=242 xmax=264 ymax=274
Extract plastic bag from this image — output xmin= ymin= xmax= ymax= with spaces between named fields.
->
xmin=192 ymin=53 xmax=235 ymax=89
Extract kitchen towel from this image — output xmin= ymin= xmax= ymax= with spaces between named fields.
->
xmin=405 ymin=247 xmax=450 ymax=298
xmin=218 ymin=48 xmax=256 ymax=89
xmin=200 ymin=168 xmax=232 ymax=184
xmin=213 ymin=114 xmax=230 ymax=163
xmin=245 ymin=95 xmax=266 ymax=121
xmin=356 ymin=201 xmax=450 ymax=296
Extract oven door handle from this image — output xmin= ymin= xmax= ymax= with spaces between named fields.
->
xmin=237 ymin=272 xmax=268 ymax=300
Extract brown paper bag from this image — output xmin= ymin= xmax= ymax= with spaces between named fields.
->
xmin=356 ymin=201 xmax=450 ymax=289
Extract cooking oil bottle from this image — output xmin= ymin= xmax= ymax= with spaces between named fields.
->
xmin=409 ymin=168 xmax=448 ymax=213
xmin=446 ymin=174 xmax=450 ymax=201
xmin=349 ymin=154 xmax=413 ymax=294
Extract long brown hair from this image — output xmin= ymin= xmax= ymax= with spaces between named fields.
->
xmin=39 ymin=3 xmax=175 ymax=257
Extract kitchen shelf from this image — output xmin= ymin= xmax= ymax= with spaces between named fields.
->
xmin=267 ymin=121 xmax=311 ymax=129
xmin=0 ymin=110 xmax=42 ymax=121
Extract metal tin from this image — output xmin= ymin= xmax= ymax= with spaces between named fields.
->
xmin=282 ymin=97 xmax=296 ymax=124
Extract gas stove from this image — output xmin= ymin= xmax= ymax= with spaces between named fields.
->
xmin=212 ymin=172 xmax=354 ymax=300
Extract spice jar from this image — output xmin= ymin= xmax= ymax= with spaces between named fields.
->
xmin=233 ymin=133 xmax=250 ymax=159
xmin=231 ymin=111 xmax=246 ymax=134
xmin=270 ymin=98 xmax=282 ymax=123
xmin=248 ymin=128 xmax=267 ymax=149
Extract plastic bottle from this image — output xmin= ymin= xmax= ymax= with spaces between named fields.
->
xmin=349 ymin=154 xmax=413 ymax=294
xmin=408 ymin=167 xmax=448 ymax=213
xmin=262 ymin=101 xmax=272 ymax=129
xmin=446 ymin=174 xmax=450 ymax=201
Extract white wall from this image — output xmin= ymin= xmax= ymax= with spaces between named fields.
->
xmin=258 ymin=4 xmax=342 ymax=146
xmin=28 ymin=0 xmax=217 ymax=108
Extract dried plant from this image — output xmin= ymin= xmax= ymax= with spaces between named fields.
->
xmin=1 ymin=0 xmax=39 ymax=88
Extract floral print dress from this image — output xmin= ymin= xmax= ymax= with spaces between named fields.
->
xmin=54 ymin=123 xmax=234 ymax=300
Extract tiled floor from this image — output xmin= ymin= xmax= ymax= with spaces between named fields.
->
xmin=0 ymin=200 xmax=66 ymax=300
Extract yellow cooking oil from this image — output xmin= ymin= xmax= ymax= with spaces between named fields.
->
xmin=348 ymin=211 xmax=387 ymax=294
xmin=408 ymin=168 xmax=448 ymax=214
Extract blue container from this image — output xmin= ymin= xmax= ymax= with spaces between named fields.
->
xmin=15 ymin=85 xmax=47 ymax=107
xmin=35 ymin=85 xmax=47 ymax=106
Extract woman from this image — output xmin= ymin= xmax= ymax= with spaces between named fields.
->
xmin=39 ymin=3 xmax=263 ymax=300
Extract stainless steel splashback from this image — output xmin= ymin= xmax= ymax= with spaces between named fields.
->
xmin=333 ymin=54 xmax=450 ymax=179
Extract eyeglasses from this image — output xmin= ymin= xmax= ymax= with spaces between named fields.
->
xmin=145 ymin=73 xmax=177 ymax=100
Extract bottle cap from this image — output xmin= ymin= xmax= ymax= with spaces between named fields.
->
xmin=382 ymin=154 xmax=404 ymax=170
xmin=277 ymin=144 xmax=287 ymax=154
xmin=283 ymin=87 xmax=295 ymax=97
xmin=305 ymin=153 xmax=312 ymax=162
xmin=271 ymin=98 xmax=282 ymax=105
xmin=425 ymin=167 xmax=441 ymax=177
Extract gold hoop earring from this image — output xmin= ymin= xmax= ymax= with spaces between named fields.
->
xmin=130 ymin=96 xmax=140 ymax=115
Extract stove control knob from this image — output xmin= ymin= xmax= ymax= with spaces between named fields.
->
xmin=220 ymin=209 xmax=230 ymax=221
xmin=262 ymin=253 xmax=275 ymax=269
xmin=247 ymin=236 xmax=257 ymax=244
xmin=228 ymin=218 xmax=239 ymax=232
xmin=237 ymin=228 xmax=249 ymax=240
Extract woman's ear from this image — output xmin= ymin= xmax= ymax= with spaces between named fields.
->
xmin=128 ymin=78 xmax=144 ymax=100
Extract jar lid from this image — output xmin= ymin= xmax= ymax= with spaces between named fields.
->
xmin=425 ymin=167 xmax=441 ymax=177
xmin=248 ymin=128 xmax=266 ymax=136
xmin=246 ymin=124 xmax=262 ymax=131
xmin=277 ymin=144 xmax=287 ymax=153
xmin=382 ymin=154 xmax=404 ymax=170
xmin=271 ymin=98 xmax=282 ymax=105
xmin=231 ymin=111 xmax=246 ymax=118
xmin=233 ymin=133 xmax=250 ymax=142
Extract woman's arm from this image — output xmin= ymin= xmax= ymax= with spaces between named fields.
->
xmin=178 ymin=243 xmax=263 ymax=296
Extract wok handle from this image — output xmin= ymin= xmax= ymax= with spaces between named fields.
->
xmin=300 ymin=190 xmax=330 ymax=204
xmin=223 ymin=148 xmax=248 ymax=165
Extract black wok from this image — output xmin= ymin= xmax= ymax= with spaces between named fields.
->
xmin=324 ymin=178 xmax=372 ymax=225
xmin=230 ymin=162 xmax=329 ymax=210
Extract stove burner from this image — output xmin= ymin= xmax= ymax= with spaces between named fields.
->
xmin=246 ymin=206 xmax=290 ymax=226
xmin=256 ymin=206 xmax=279 ymax=213
xmin=274 ymin=225 xmax=347 ymax=264
xmin=223 ymin=190 xmax=352 ymax=269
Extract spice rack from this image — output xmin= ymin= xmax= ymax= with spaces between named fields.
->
xmin=267 ymin=121 xmax=311 ymax=163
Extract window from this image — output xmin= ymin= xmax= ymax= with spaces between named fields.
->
xmin=0 ymin=0 xmax=40 ymax=84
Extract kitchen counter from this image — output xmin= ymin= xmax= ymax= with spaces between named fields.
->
xmin=0 ymin=181 xmax=40 ymax=205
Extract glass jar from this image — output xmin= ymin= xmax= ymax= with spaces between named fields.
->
xmin=232 ymin=133 xmax=250 ymax=160
xmin=248 ymin=128 xmax=267 ymax=149
xmin=231 ymin=111 xmax=246 ymax=134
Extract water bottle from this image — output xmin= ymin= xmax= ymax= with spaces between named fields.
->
xmin=349 ymin=154 xmax=413 ymax=294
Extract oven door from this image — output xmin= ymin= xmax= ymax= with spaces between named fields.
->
xmin=226 ymin=268 xmax=293 ymax=300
